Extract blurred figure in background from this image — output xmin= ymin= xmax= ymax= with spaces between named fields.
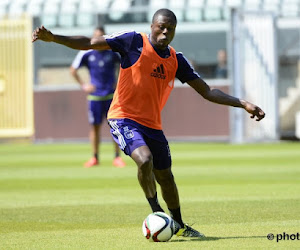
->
xmin=70 ymin=26 xmax=125 ymax=168
xmin=215 ymin=49 xmax=228 ymax=78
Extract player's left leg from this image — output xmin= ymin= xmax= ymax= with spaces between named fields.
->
xmin=148 ymin=138 xmax=205 ymax=238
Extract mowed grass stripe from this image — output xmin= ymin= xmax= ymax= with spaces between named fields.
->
xmin=0 ymin=183 xmax=298 ymax=208
xmin=1 ymin=199 xmax=299 ymax=231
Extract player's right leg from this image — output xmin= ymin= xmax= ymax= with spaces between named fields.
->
xmin=131 ymin=146 xmax=164 ymax=212
xmin=131 ymin=146 xmax=156 ymax=198
xmin=108 ymin=119 xmax=164 ymax=212
xmin=84 ymin=124 xmax=100 ymax=168
xmin=84 ymin=100 xmax=101 ymax=168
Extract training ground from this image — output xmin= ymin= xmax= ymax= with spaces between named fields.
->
xmin=0 ymin=142 xmax=299 ymax=249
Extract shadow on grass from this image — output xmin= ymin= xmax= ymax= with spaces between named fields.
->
xmin=172 ymin=235 xmax=266 ymax=242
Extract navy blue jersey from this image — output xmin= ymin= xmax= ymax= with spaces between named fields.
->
xmin=105 ymin=31 xmax=200 ymax=83
xmin=72 ymin=50 xmax=120 ymax=96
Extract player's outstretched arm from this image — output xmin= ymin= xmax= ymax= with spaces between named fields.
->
xmin=32 ymin=26 xmax=110 ymax=50
xmin=187 ymin=78 xmax=265 ymax=121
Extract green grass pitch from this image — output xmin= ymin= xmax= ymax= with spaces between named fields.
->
xmin=0 ymin=142 xmax=299 ymax=249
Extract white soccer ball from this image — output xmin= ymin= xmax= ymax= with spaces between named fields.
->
xmin=142 ymin=212 xmax=175 ymax=242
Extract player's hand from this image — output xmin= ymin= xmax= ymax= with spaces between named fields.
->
xmin=32 ymin=26 xmax=54 ymax=43
xmin=81 ymin=83 xmax=96 ymax=93
xmin=243 ymin=101 xmax=265 ymax=121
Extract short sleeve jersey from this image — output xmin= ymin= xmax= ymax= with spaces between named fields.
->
xmin=71 ymin=50 xmax=120 ymax=96
xmin=104 ymin=31 xmax=200 ymax=82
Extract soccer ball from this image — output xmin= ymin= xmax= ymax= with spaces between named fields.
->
xmin=142 ymin=212 xmax=175 ymax=242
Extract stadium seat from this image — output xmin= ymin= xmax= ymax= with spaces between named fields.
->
xmin=27 ymin=0 xmax=45 ymax=2
xmin=58 ymin=1 xmax=77 ymax=27
xmin=94 ymin=0 xmax=111 ymax=14
xmin=26 ymin=0 xmax=44 ymax=16
xmin=244 ymin=0 xmax=262 ymax=10
xmin=263 ymin=0 xmax=281 ymax=13
xmin=148 ymin=0 xmax=168 ymax=22
xmin=225 ymin=0 xmax=243 ymax=8
xmin=186 ymin=0 xmax=205 ymax=22
xmin=223 ymin=0 xmax=242 ymax=20
xmin=282 ymin=0 xmax=300 ymax=3
xmin=280 ymin=3 xmax=299 ymax=17
xmin=169 ymin=0 xmax=185 ymax=22
xmin=42 ymin=0 xmax=60 ymax=27
xmin=204 ymin=0 xmax=224 ymax=21
xmin=8 ymin=1 xmax=25 ymax=17
xmin=10 ymin=0 xmax=27 ymax=4
xmin=280 ymin=0 xmax=299 ymax=17
xmin=108 ymin=0 xmax=132 ymax=22
xmin=0 ymin=0 xmax=10 ymax=6
xmin=0 ymin=0 xmax=10 ymax=18
xmin=77 ymin=0 xmax=95 ymax=27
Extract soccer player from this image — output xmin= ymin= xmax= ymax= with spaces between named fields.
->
xmin=32 ymin=8 xmax=265 ymax=238
xmin=69 ymin=26 xmax=125 ymax=168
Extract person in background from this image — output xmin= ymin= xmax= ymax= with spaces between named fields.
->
xmin=215 ymin=49 xmax=228 ymax=78
xmin=70 ymin=26 xmax=125 ymax=168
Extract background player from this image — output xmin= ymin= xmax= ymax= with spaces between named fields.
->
xmin=214 ymin=49 xmax=228 ymax=78
xmin=70 ymin=26 xmax=125 ymax=168
xmin=32 ymin=8 xmax=265 ymax=237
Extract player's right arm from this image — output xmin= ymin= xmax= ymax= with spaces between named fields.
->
xmin=32 ymin=26 xmax=110 ymax=50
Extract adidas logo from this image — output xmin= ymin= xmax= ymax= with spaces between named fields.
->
xmin=150 ymin=64 xmax=166 ymax=79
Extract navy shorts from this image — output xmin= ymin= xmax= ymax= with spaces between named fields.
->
xmin=88 ymin=99 xmax=112 ymax=125
xmin=108 ymin=119 xmax=172 ymax=170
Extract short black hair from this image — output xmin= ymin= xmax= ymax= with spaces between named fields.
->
xmin=95 ymin=26 xmax=105 ymax=34
xmin=152 ymin=9 xmax=177 ymax=25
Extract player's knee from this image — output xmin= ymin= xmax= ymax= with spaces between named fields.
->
xmin=139 ymin=153 xmax=153 ymax=170
xmin=135 ymin=152 xmax=153 ymax=179
xmin=155 ymin=170 xmax=174 ymax=185
xmin=131 ymin=146 xmax=153 ymax=168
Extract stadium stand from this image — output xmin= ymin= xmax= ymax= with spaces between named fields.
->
xmin=1 ymin=0 xmax=298 ymax=79
xmin=1 ymin=0 xmax=300 ymax=69
xmin=1 ymin=0 xmax=300 ymax=136
xmin=1 ymin=0 xmax=300 ymax=25
xmin=0 ymin=0 xmax=299 ymax=23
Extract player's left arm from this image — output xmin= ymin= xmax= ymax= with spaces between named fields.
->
xmin=187 ymin=78 xmax=265 ymax=121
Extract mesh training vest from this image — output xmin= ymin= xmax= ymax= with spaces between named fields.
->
xmin=107 ymin=33 xmax=178 ymax=130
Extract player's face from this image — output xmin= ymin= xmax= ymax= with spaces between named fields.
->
xmin=150 ymin=15 xmax=176 ymax=50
